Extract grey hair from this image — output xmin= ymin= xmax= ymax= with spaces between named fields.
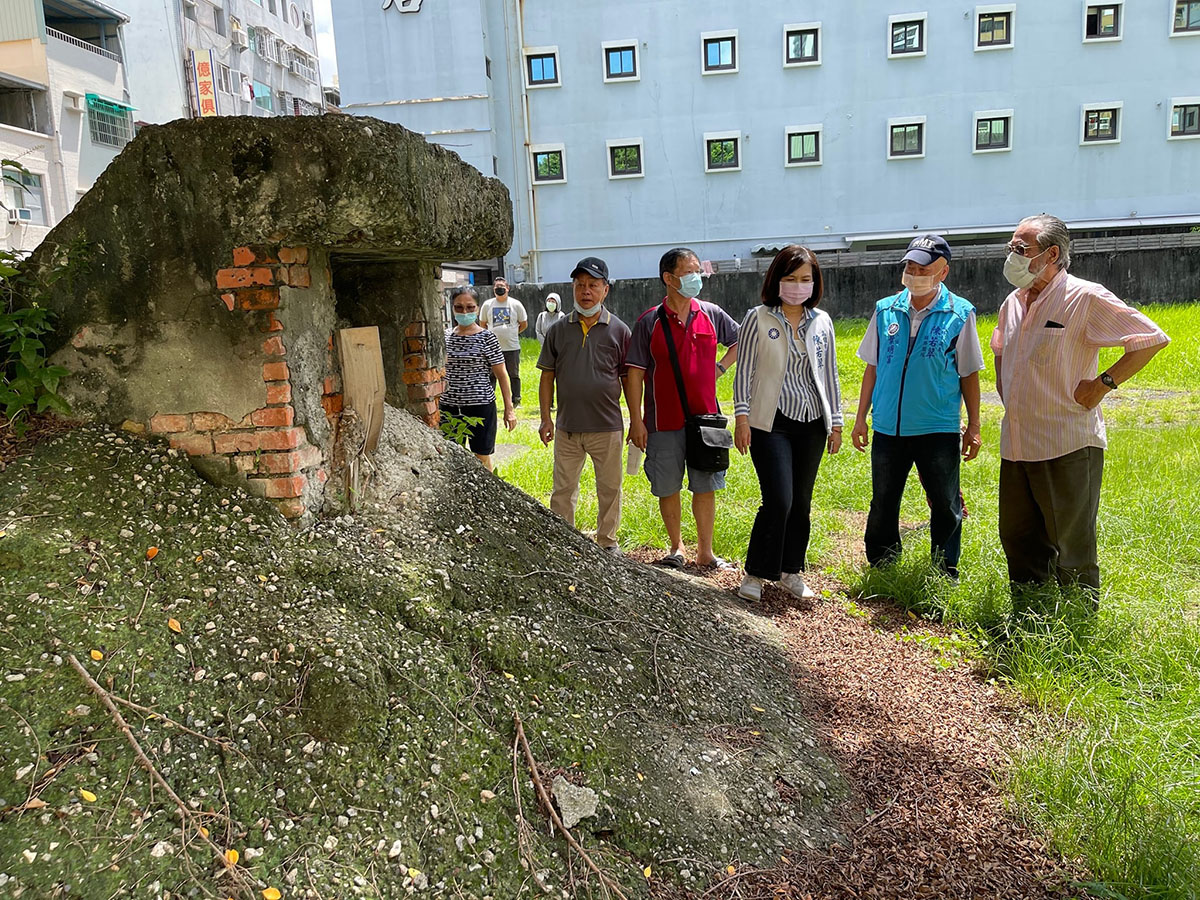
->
xmin=1019 ymin=214 xmax=1072 ymax=270
xmin=450 ymin=285 xmax=479 ymax=302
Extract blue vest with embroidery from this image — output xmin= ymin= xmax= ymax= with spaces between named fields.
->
xmin=871 ymin=285 xmax=973 ymax=436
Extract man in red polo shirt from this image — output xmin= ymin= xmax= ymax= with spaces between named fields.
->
xmin=627 ymin=248 xmax=740 ymax=569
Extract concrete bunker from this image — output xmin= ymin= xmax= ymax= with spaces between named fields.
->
xmin=22 ymin=115 xmax=512 ymax=518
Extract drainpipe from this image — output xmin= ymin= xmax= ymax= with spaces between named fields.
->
xmin=512 ymin=0 xmax=539 ymax=282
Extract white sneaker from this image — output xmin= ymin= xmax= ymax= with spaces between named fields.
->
xmin=737 ymin=574 xmax=763 ymax=602
xmin=779 ymin=572 xmax=815 ymax=600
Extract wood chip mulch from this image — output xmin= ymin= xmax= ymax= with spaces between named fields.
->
xmin=629 ymin=548 xmax=1088 ymax=899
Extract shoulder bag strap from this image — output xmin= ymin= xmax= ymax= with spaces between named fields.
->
xmin=657 ymin=306 xmax=693 ymax=421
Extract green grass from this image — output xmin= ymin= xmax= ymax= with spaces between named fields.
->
xmin=501 ymin=303 xmax=1200 ymax=899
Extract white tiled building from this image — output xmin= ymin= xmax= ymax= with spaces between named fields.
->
xmin=1 ymin=0 xmax=132 ymax=254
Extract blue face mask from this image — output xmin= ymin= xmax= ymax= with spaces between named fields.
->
xmin=454 ymin=312 xmax=478 ymax=327
xmin=675 ymin=272 xmax=703 ymax=299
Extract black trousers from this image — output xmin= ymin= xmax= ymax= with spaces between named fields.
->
xmin=490 ymin=349 xmax=522 ymax=404
xmin=744 ymin=412 xmax=827 ymax=580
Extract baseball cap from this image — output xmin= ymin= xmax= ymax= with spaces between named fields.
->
xmin=570 ymin=256 xmax=610 ymax=282
xmin=902 ymin=234 xmax=952 ymax=266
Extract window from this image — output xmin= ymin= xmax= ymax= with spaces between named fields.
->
xmin=703 ymin=131 xmax=741 ymax=172
xmin=485 ymin=57 xmax=491 ymax=78
xmin=1174 ymin=1 xmax=1200 ymax=34
xmin=784 ymin=126 xmax=822 ymax=167
xmin=216 ymin=63 xmax=233 ymax=95
xmin=524 ymin=47 xmax=560 ymax=88
xmin=213 ymin=5 xmax=226 ymax=36
xmin=492 ymin=156 xmax=498 ymax=176
xmin=303 ymin=13 xmax=313 ymax=38
xmin=3 ymin=168 xmax=46 ymax=226
xmin=86 ymin=95 xmax=134 ymax=148
xmin=1080 ymin=103 xmax=1121 ymax=144
xmin=888 ymin=116 xmax=926 ymax=159
xmin=1083 ymin=3 xmax=1122 ymax=41
xmin=1169 ymin=98 xmax=1200 ymax=139
xmin=973 ymin=109 xmax=1013 ymax=152
xmin=976 ymin=5 xmax=1014 ymax=49
xmin=602 ymin=41 xmax=639 ymax=82
xmin=606 ymin=138 xmax=644 ymax=179
xmin=267 ymin=0 xmax=277 ymax=15
xmin=530 ymin=144 xmax=566 ymax=183
xmin=701 ymin=30 xmax=738 ymax=74
xmin=889 ymin=13 xmax=927 ymax=57
xmin=783 ymin=23 xmax=821 ymax=66
xmin=184 ymin=0 xmax=197 ymax=22
xmin=253 ymin=81 xmax=273 ymax=111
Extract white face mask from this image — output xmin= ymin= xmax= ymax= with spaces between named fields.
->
xmin=901 ymin=272 xmax=941 ymax=296
xmin=574 ymin=299 xmax=602 ymax=318
xmin=1003 ymin=249 xmax=1049 ymax=289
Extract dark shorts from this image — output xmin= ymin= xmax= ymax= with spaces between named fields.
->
xmin=439 ymin=402 xmax=498 ymax=455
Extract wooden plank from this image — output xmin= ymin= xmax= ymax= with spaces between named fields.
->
xmin=337 ymin=326 xmax=386 ymax=454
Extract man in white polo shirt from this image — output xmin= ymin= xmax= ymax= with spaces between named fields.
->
xmin=992 ymin=214 xmax=1169 ymax=601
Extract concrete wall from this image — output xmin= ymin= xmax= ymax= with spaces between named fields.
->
xmin=336 ymin=0 xmax=1200 ymax=281
xmin=508 ymin=247 xmax=1200 ymax=330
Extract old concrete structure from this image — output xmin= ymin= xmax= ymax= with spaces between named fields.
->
xmin=24 ymin=114 xmax=512 ymax=518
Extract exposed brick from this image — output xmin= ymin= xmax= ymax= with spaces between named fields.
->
xmin=327 ymin=334 xmax=334 ymax=351
xmin=261 ymin=336 xmax=286 ymax=357
xmin=266 ymin=383 xmax=292 ymax=405
xmin=402 ymin=367 xmax=443 ymax=385
xmin=250 ymin=406 xmax=295 ymax=428
xmin=220 ymin=293 xmax=236 ymax=312
xmin=404 ymin=322 xmax=426 ymax=338
xmin=321 ymin=394 xmax=344 ymax=416
xmin=232 ymin=455 xmax=256 ymax=474
xmin=168 ymin=433 xmax=214 ymax=456
xmin=412 ymin=398 xmax=439 ymax=420
xmin=149 ymin=413 xmax=191 ymax=433
xmin=402 ymin=337 xmax=427 ymax=355
xmin=297 ymin=444 xmax=323 ymax=468
xmin=262 ymin=361 xmax=290 ymax=382
xmin=402 ymin=352 xmax=427 ymax=371
xmin=278 ymin=246 xmax=308 ymax=265
xmin=242 ymin=478 xmax=269 ymax=498
xmin=276 ymin=499 xmax=307 ymax=519
xmin=407 ymin=380 xmax=444 ymax=401
xmin=282 ymin=265 xmax=311 ymax=288
xmin=255 ymin=451 xmax=301 ymax=475
xmin=216 ymin=267 xmax=275 ymax=289
xmin=212 ymin=427 xmax=304 ymax=455
xmin=238 ymin=288 xmax=281 ymax=311
xmin=254 ymin=475 xmax=307 ymax=498
xmin=259 ymin=310 xmax=284 ymax=332
xmin=258 ymin=428 xmax=306 ymax=451
xmin=231 ymin=246 xmax=256 ymax=266
xmin=316 ymin=468 xmax=329 ymax=484
xmin=192 ymin=411 xmax=235 ymax=432
xmin=322 ymin=376 xmax=337 ymax=395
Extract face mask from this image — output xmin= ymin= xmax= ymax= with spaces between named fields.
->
xmin=574 ymin=300 xmax=601 ymax=318
xmin=675 ymin=272 xmax=703 ymax=299
xmin=1003 ymin=249 xmax=1048 ymax=289
xmin=778 ymin=282 xmax=814 ymax=306
xmin=546 ymin=302 xmax=558 ymax=312
xmin=902 ymin=272 xmax=941 ymax=296
xmin=454 ymin=312 xmax=478 ymax=327
xmin=494 ymin=287 xmax=507 ymax=297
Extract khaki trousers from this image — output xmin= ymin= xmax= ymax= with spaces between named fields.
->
xmin=551 ymin=430 xmax=624 ymax=548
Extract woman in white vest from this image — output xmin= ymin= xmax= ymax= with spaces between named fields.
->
xmin=732 ymin=245 xmax=843 ymax=602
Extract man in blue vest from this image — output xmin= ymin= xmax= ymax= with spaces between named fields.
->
xmin=850 ymin=235 xmax=984 ymax=578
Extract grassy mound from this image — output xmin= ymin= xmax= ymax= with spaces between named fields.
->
xmin=0 ymin=415 xmax=843 ymax=898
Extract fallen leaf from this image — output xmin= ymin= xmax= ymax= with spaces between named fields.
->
xmin=195 ymin=555 xmax=204 ymax=563
xmin=145 ymin=547 xmax=159 ymax=560
xmin=751 ymin=705 xmax=765 ymax=713
xmin=167 ymin=618 xmax=182 ymax=634
xmin=224 ymin=848 xmax=239 ymax=867
xmin=257 ymin=574 xmax=268 ymax=583
xmin=407 ymin=868 xmax=421 ymax=878
xmin=199 ymin=826 xmax=209 ymax=838
xmin=727 ymin=865 xmax=736 ymax=875
xmin=643 ymin=866 xmax=652 ymax=879
xmin=636 ymin=772 xmax=645 ymax=781
xmin=79 ymin=789 xmax=97 ymax=803
xmin=503 ymin=672 xmax=514 ymax=680
xmin=23 ymin=798 xmax=47 ymax=810
xmin=262 ymin=889 xmax=282 ymax=900
xmin=567 ymin=585 xmax=576 ymax=592
xmin=90 ymin=649 xmax=104 ymax=661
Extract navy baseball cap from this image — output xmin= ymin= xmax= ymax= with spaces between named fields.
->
xmin=570 ymin=256 xmax=610 ymax=282
xmin=902 ymin=234 xmax=952 ymax=266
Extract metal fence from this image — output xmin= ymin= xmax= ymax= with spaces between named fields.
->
xmin=47 ymin=27 xmax=122 ymax=63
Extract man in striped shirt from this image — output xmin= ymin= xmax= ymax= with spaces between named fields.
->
xmin=992 ymin=215 xmax=1169 ymax=600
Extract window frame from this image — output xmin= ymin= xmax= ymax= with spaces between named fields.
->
xmin=530 ymin=143 xmax=567 ymax=184
xmin=3 ymin=166 xmax=47 ymax=226
xmin=1171 ymin=0 xmax=1200 ymax=36
xmin=601 ymin=40 xmax=640 ymax=83
xmin=216 ymin=63 xmax=233 ymax=96
xmin=703 ymin=130 xmax=742 ymax=173
xmin=523 ymin=46 xmax=561 ymax=90
xmin=887 ymin=115 xmax=927 ymax=159
xmin=972 ymin=108 xmax=1013 ymax=153
xmin=1168 ymin=96 xmax=1200 ymax=140
xmin=606 ymin=138 xmax=645 ymax=180
xmin=1080 ymin=102 xmax=1122 ymax=145
xmin=888 ymin=12 xmax=928 ymax=59
xmin=1082 ymin=2 xmax=1124 ymax=43
xmin=975 ymin=4 xmax=1015 ymax=50
xmin=86 ymin=95 xmax=134 ymax=148
xmin=782 ymin=22 xmax=822 ymax=67
xmin=701 ymin=30 xmax=739 ymax=75
xmin=783 ymin=125 xmax=822 ymax=167
xmin=252 ymin=80 xmax=273 ymax=112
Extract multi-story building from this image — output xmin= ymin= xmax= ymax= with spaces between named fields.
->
xmin=120 ymin=0 xmax=324 ymax=125
xmin=1 ymin=0 xmax=133 ymax=254
xmin=332 ymin=0 xmax=1200 ymax=283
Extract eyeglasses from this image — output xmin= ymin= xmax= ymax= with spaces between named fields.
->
xmin=1006 ymin=241 xmax=1043 ymax=257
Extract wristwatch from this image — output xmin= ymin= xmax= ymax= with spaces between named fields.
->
xmin=1099 ymin=372 xmax=1118 ymax=390
xmin=716 ymin=362 xmax=727 ymax=374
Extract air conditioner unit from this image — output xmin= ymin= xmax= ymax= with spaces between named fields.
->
xmin=7 ymin=208 xmax=33 ymax=224
xmin=231 ymin=30 xmax=247 ymax=49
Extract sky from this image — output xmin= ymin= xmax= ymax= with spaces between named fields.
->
xmin=313 ymin=0 xmax=338 ymax=87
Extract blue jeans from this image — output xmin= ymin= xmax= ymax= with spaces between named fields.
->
xmin=744 ymin=412 xmax=827 ymax=580
xmin=865 ymin=431 xmax=962 ymax=577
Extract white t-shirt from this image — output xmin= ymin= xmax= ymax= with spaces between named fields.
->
xmin=480 ymin=297 xmax=527 ymax=351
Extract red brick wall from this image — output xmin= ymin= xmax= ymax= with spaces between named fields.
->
xmin=401 ymin=321 xmax=444 ymax=426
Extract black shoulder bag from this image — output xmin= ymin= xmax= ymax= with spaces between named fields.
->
xmin=657 ymin=307 xmax=732 ymax=473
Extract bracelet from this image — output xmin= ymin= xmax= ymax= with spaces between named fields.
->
xmin=716 ymin=362 xmax=727 ymax=374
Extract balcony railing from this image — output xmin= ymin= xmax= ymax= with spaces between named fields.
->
xmin=46 ymin=27 xmax=122 ymax=63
